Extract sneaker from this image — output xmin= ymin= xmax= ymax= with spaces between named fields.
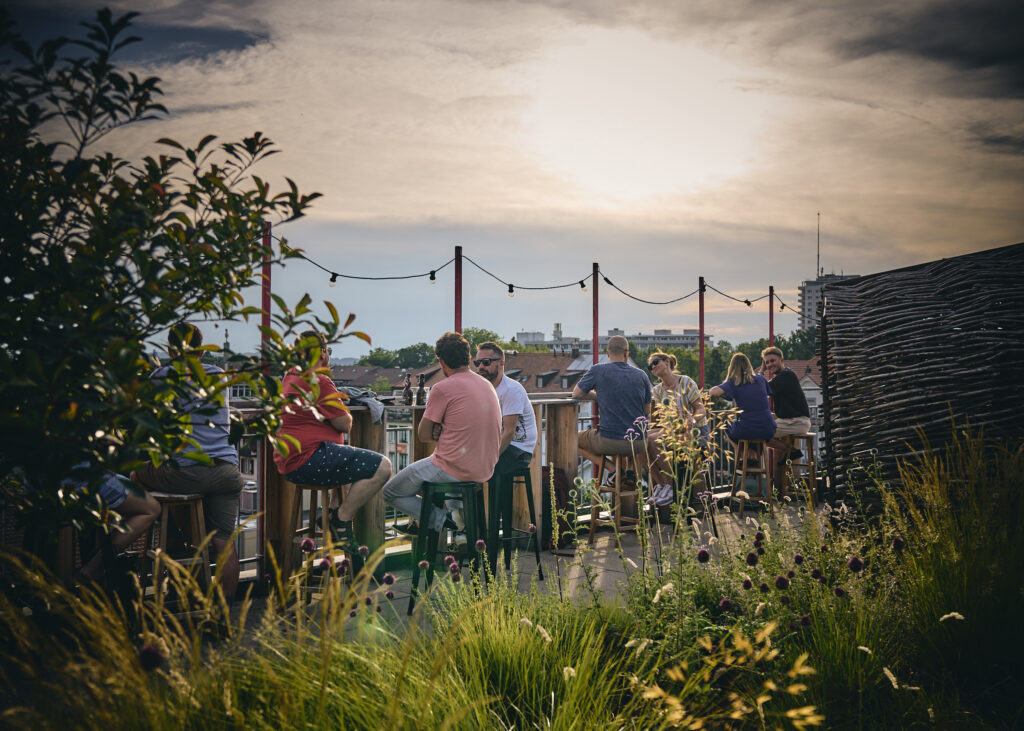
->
xmin=653 ymin=484 xmax=675 ymax=507
xmin=789 ymin=449 xmax=804 ymax=461
xmin=394 ymin=520 xmax=419 ymax=536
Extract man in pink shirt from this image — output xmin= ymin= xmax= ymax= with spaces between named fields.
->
xmin=383 ymin=332 xmax=501 ymax=533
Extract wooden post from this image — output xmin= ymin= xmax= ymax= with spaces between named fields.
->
xmin=348 ymin=409 xmax=385 ymax=554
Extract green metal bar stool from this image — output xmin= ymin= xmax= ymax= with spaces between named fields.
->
xmin=407 ymin=481 xmax=486 ymax=615
xmin=487 ymin=468 xmax=544 ymax=580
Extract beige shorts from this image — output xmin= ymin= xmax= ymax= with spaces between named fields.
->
xmin=577 ymin=428 xmax=643 ymax=456
xmin=773 ymin=417 xmax=812 ymax=437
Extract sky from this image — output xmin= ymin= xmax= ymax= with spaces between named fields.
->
xmin=10 ymin=0 xmax=1024 ymax=359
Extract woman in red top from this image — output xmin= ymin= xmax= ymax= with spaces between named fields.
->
xmin=274 ymin=331 xmax=392 ymax=551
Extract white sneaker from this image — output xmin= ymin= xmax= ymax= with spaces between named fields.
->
xmin=653 ymin=484 xmax=675 ymax=507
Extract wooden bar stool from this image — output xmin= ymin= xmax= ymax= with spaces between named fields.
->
xmin=142 ymin=491 xmax=212 ymax=592
xmin=783 ymin=433 xmax=818 ymax=507
xmin=587 ymin=454 xmax=640 ymax=546
xmin=408 ymin=481 xmax=486 ymax=615
xmin=487 ymin=468 xmax=544 ymax=579
xmin=729 ymin=440 xmax=772 ymax=519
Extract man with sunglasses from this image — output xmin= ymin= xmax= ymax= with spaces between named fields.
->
xmin=474 ymin=342 xmax=537 ymax=478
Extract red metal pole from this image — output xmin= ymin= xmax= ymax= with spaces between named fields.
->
xmin=698 ymin=276 xmax=705 ymax=389
xmin=454 ymin=245 xmax=462 ymax=333
xmin=768 ymin=285 xmax=775 ymax=347
xmin=261 ymin=221 xmax=272 ymax=365
xmin=592 ymin=262 xmax=599 ymax=365
xmin=258 ymin=220 xmax=272 ymax=585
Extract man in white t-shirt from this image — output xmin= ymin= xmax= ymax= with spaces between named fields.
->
xmin=474 ymin=342 xmax=537 ymax=477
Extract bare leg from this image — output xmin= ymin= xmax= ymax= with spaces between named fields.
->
xmin=79 ymin=492 xmax=162 ymax=581
xmin=336 ymin=458 xmax=393 ymax=522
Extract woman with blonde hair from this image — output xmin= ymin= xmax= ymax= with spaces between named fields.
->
xmin=707 ymin=352 xmax=775 ymax=443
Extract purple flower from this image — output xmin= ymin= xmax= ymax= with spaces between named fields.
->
xmin=800 ymin=614 xmax=811 ymax=626
xmin=633 ymin=415 xmax=650 ymax=428
xmin=364 ymin=595 xmax=372 ymax=605
xmin=444 ymin=554 xmax=457 ymax=567
xmin=697 ymin=548 xmax=710 ymax=564
xmin=452 ymin=572 xmax=462 ymax=583
xmin=349 ymin=609 xmax=357 ymax=617
xmin=385 ymin=590 xmax=394 ymax=600
xmin=793 ymin=553 xmax=804 ymax=565
xmin=449 ymin=562 xmax=461 ymax=575
xmin=475 ymin=539 xmax=487 ymax=553
xmin=319 ymin=558 xmax=332 ymax=572
xmin=358 ymin=545 xmax=370 ymax=558
xmin=774 ymin=575 xmax=790 ymax=590
xmin=745 ymin=551 xmax=758 ymax=566
xmin=300 ymin=537 xmax=315 ymax=554
xmin=719 ymin=597 xmax=733 ymax=612
xmin=742 ymin=578 xmax=753 ymax=590
xmin=382 ymin=572 xmax=395 ymax=585
xmin=753 ymin=539 xmax=762 ymax=549
xmin=756 ymin=546 xmax=765 ymax=556
xmin=418 ymin=560 xmax=430 ymax=570
xmin=847 ymin=556 xmax=864 ymax=573
xmin=528 ymin=524 xmax=537 ymax=534
xmin=780 ymin=595 xmax=790 ymax=605
xmin=892 ymin=536 xmax=905 ymax=552
xmin=759 ymin=582 xmax=770 ymax=593
xmin=787 ymin=570 xmax=795 ymax=579
xmin=624 ymin=428 xmax=638 ymax=441
xmin=339 ymin=557 xmax=351 ymax=572
xmin=755 ymin=531 xmax=765 ymax=541
xmin=810 ymin=568 xmax=822 ymax=580
xmin=138 ymin=644 xmax=163 ymax=672
xmin=834 ymin=586 xmax=846 ymax=598
xmin=375 ymin=605 xmax=382 ymax=613
xmin=820 ymin=544 xmax=828 ymax=552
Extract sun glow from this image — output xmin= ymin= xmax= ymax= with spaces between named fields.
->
xmin=523 ymin=27 xmax=781 ymax=204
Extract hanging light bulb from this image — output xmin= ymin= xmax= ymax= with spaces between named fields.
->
xmin=429 ymin=270 xmax=436 ymax=284
xmin=743 ymin=299 xmax=752 ymax=307
xmin=329 ymin=273 xmax=338 ymax=288
xmin=508 ymin=283 xmax=515 ymax=298
xmin=579 ymin=280 xmax=587 ymax=292
xmin=779 ymin=302 xmax=786 ymax=312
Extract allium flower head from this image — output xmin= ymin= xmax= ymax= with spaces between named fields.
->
xmin=793 ymin=553 xmax=804 ymax=565
xmin=780 ymin=595 xmax=790 ymax=605
xmin=349 ymin=609 xmax=357 ymax=617
xmin=449 ymin=562 xmax=460 ymax=575
xmin=444 ymin=554 xmax=457 ymax=566
xmin=892 ymin=536 xmax=905 ymax=552
xmin=300 ymin=537 xmax=315 ymax=554
xmin=834 ymin=586 xmax=846 ymax=598
xmin=718 ymin=597 xmax=733 ymax=611
xmin=810 ymin=568 xmax=822 ymax=580
xmin=774 ymin=574 xmax=790 ymax=590
xmin=451 ymin=572 xmax=462 ymax=583
xmin=742 ymin=578 xmax=753 ymax=590
xmin=339 ymin=557 xmax=351 ymax=572
xmin=697 ymin=548 xmax=710 ymax=564
xmin=528 ymin=524 xmax=537 ymax=534
xmin=475 ymin=539 xmax=487 ymax=552
xmin=418 ymin=560 xmax=430 ymax=570
xmin=847 ymin=555 xmax=864 ymax=573
xmin=745 ymin=551 xmax=758 ymax=566
xmin=759 ymin=582 xmax=770 ymax=593
xmin=319 ymin=558 xmax=332 ymax=572
xmin=364 ymin=595 xmax=372 ymax=605
xmin=385 ymin=590 xmax=394 ymax=600
xmin=756 ymin=546 xmax=765 ymax=555
xmin=755 ymin=530 xmax=765 ymax=541
xmin=787 ymin=569 xmax=796 ymax=579
xmin=383 ymin=572 xmax=395 ymax=585
xmin=753 ymin=539 xmax=763 ymax=549
xmin=358 ymin=545 xmax=370 ymax=558
xmin=138 ymin=644 xmax=163 ymax=672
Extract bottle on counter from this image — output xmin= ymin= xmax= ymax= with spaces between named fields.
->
xmin=402 ymin=372 xmax=413 ymax=405
xmin=415 ymin=373 xmax=427 ymax=405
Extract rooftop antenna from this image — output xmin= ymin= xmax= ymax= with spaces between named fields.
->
xmin=816 ymin=212 xmax=821 ymax=278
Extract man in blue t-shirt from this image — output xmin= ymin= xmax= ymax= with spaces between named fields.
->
xmin=572 ymin=335 xmax=653 ymax=472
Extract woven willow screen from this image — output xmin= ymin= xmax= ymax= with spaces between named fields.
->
xmin=819 ymin=241 xmax=1024 ymax=498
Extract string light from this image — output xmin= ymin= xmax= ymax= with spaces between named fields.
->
xmin=429 ymin=270 xmax=436 ymax=284
xmin=329 ymin=273 xmax=338 ymax=288
xmin=743 ymin=299 xmax=752 ymax=307
xmin=579 ymin=280 xmax=587 ymax=291
xmin=507 ymin=283 xmax=515 ymax=297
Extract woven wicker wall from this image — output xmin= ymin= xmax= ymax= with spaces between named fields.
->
xmin=819 ymin=242 xmax=1024 ymax=498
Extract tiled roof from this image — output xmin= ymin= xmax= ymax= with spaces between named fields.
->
xmin=784 ymin=358 xmax=822 ymax=387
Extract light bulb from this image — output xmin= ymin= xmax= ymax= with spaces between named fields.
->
xmin=329 ymin=273 xmax=338 ymax=288
xmin=508 ymin=283 xmax=515 ymax=298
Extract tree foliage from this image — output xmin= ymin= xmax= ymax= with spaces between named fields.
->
xmin=0 ymin=10 xmax=359 ymax=543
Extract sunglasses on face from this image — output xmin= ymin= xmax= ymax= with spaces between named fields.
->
xmin=648 ymin=360 xmax=663 ymax=369
xmin=473 ymin=358 xmax=499 ymax=367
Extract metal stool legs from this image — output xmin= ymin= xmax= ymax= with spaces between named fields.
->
xmin=487 ymin=469 xmax=544 ymax=580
